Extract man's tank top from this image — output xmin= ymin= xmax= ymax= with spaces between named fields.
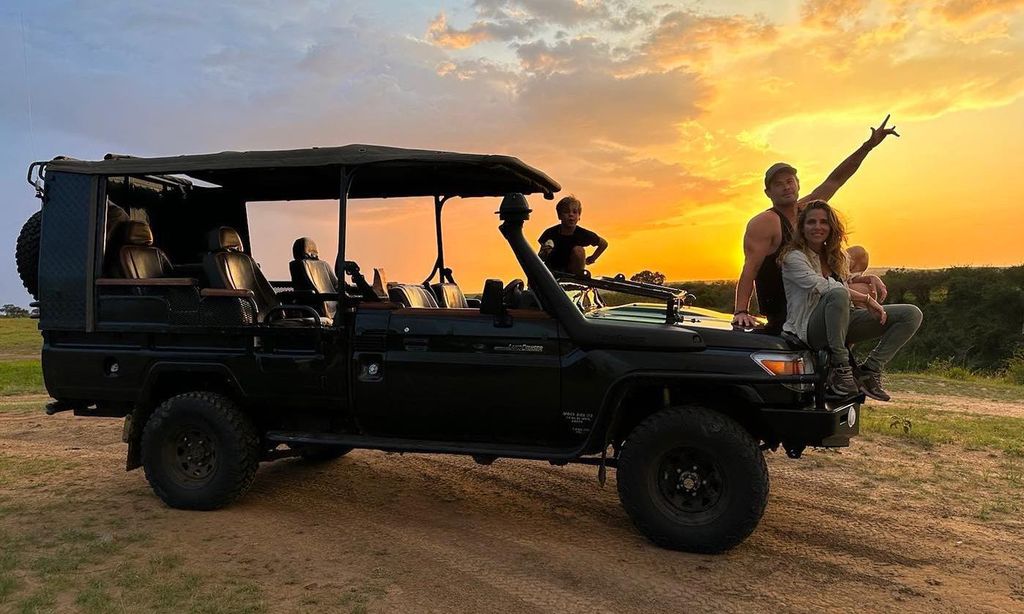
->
xmin=754 ymin=208 xmax=793 ymax=335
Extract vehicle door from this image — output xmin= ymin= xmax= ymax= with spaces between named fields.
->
xmin=353 ymin=307 xmax=563 ymax=444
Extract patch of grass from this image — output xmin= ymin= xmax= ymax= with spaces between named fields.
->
xmin=975 ymin=497 xmax=1020 ymax=521
xmin=887 ymin=372 xmax=1024 ymax=403
xmin=1004 ymin=349 xmax=1024 ymax=385
xmin=861 ymin=405 xmax=1024 ymax=456
xmin=31 ymin=531 xmax=122 ymax=577
xmin=16 ymin=588 xmax=56 ymax=614
xmin=0 ymin=574 xmax=18 ymax=604
xmin=0 ymin=319 xmax=41 ymax=360
xmin=0 ymin=399 xmax=46 ymax=416
xmin=75 ymin=580 xmax=115 ymax=613
xmin=0 ymin=361 xmax=44 ymax=396
xmin=0 ymin=455 xmax=78 ymax=482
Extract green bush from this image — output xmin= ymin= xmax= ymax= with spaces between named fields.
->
xmin=926 ymin=357 xmax=972 ymax=380
xmin=1005 ymin=349 xmax=1024 ymax=385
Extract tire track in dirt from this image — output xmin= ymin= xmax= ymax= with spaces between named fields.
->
xmin=3 ymin=402 xmax=1024 ymax=613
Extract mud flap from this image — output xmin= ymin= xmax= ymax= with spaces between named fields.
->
xmin=123 ymin=412 xmax=142 ymax=471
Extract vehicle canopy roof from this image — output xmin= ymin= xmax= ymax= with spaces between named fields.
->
xmin=42 ymin=144 xmax=561 ymax=201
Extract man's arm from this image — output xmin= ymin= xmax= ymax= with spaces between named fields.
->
xmin=733 ymin=215 xmax=776 ymax=327
xmin=800 ymin=115 xmax=899 ymax=204
xmin=585 ymin=235 xmax=608 ymax=265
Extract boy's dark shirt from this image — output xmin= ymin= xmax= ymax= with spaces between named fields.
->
xmin=538 ymin=225 xmax=600 ymax=272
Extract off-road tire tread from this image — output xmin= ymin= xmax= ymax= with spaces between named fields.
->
xmin=617 ymin=405 xmax=769 ymax=553
xmin=142 ymin=391 xmax=259 ymax=510
xmin=15 ymin=211 xmax=42 ymax=299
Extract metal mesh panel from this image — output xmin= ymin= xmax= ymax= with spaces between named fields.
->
xmin=167 ymin=287 xmax=201 ymax=325
xmin=200 ymin=296 xmax=257 ymax=326
xmin=38 ymin=173 xmax=96 ymax=330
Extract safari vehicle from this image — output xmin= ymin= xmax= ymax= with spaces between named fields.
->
xmin=15 ymin=145 xmax=858 ymax=553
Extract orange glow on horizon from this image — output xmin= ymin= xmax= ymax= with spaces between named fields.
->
xmin=248 ymin=1 xmax=1024 ymax=291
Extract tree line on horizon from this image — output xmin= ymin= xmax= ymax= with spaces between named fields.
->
xmin=652 ymin=265 xmax=1024 ymax=373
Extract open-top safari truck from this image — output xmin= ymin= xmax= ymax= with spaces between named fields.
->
xmin=15 ymin=145 xmax=858 ymax=553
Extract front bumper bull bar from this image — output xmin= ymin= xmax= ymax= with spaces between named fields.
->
xmin=759 ymin=401 xmax=860 ymax=448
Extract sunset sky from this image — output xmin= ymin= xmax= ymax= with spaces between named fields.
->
xmin=1 ymin=0 xmax=1022 ymax=304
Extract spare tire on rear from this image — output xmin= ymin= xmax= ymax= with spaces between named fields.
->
xmin=15 ymin=211 xmax=42 ymax=299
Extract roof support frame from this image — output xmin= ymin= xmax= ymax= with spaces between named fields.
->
xmin=423 ymin=195 xmax=455 ymax=286
xmin=335 ymin=168 xmax=353 ymax=295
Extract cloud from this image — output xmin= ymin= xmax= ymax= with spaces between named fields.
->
xmin=425 ymin=11 xmax=537 ymax=49
xmin=427 ymin=0 xmax=640 ymax=50
xmin=473 ymin=0 xmax=611 ymax=27
xmin=931 ymin=0 xmax=1024 ymax=22
xmin=639 ymin=10 xmax=778 ymax=69
xmin=800 ymin=0 xmax=871 ymax=29
xmin=515 ymin=65 xmax=708 ymax=147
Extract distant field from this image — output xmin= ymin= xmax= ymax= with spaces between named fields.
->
xmin=0 ymin=320 xmax=43 ymax=396
xmin=0 ymin=319 xmax=40 ymax=360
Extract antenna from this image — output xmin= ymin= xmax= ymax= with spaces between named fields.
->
xmin=20 ymin=11 xmax=38 ymax=163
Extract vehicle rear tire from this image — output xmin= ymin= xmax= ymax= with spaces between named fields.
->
xmin=141 ymin=392 xmax=260 ymax=510
xmin=616 ymin=406 xmax=769 ymax=553
xmin=292 ymin=444 xmax=353 ymax=462
xmin=15 ymin=211 xmax=42 ymax=299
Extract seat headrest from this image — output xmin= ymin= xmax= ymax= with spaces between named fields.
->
xmin=293 ymin=237 xmax=319 ymax=260
xmin=209 ymin=226 xmax=244 ymax=252
xmin=371 ymin=268 xmax=388 ymax=298
xmin=122 ymin=220 xmax=154 ymax=246
xmin=106 ymin=202 xmax=129 ymax=235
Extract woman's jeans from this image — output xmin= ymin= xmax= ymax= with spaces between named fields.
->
xmin=806 ymin=287 xmax=923 ymax=372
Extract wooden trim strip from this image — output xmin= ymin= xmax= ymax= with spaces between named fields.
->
xmin=96 ymin=277 xmax=197 ymax=287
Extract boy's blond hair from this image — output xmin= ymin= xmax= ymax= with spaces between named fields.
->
xmin=555 ymin=195 xmax=582 ymax=215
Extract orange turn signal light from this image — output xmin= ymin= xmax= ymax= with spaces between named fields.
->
xmin=751 ymin=352 xmax=808 ymax=376
xmin=758 ymin=359 xmax=801 ymax=376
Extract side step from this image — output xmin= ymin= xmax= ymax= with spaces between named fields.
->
xmin=265 ymin=430 xmax=585 ymax=463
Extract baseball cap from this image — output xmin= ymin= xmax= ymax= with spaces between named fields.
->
xmin=764 ymin=162 xmax=797 ymax=188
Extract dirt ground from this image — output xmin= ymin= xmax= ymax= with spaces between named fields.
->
xmin=2 ymin=393 xmax=1023 ymax=614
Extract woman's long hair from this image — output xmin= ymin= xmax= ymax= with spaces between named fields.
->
xmin=778 ymin=200 xmax=850 ymax=279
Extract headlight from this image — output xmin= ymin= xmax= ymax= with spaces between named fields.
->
xmin=751 ymin=352 xmax=814 ymax=376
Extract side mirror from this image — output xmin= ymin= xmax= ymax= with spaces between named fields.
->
xmin=480 ymin=279 xmax=504 ymax=315
xmin=480 ymin=278 xmax=512 ymax=327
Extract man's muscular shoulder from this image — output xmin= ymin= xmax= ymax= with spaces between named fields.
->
xmin=746 ymin=210 xmax=783 ymax=239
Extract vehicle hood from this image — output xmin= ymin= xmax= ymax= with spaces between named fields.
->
xmin=587 ymin=303 xmax=791 ymax=351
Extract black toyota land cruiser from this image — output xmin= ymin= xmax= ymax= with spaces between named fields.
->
xmin=15 ymin=145 xmax=858 ymax=553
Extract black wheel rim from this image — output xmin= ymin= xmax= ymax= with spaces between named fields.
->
xmin=163 ymin=426 xmax=218 ymax=486
xmin=655 ymin=447 xmax=724 ymax=516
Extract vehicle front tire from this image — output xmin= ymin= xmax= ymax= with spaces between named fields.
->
xmin=141 ymin=392 xmax=260 ymax=510
xmin=616 ymin=406 xmax=769 ymax=553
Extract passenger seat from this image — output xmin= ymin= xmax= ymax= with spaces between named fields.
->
xmin=389 ymin=284 xmax=439 ymax=308
xmin=203 ymin=226 xmax=280 ymax=315
xmin=119 ymin=220 xmax=173 ymax=279
xmin=431 ymin=282 xmax=469 ymax=308
xmin=289 ymin=237 xmax=338 ymax=318
xmin=289 ymin=237 xmax=337 ymax=293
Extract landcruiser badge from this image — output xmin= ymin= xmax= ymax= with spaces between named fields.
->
xmin=847 ymin=406 xmax=857 ymax=427
xmin=495 ymin=344 xmax=544 ymax=353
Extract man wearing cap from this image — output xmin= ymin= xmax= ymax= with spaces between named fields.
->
xmin=733 ymin=115 xmax=899 ymax=334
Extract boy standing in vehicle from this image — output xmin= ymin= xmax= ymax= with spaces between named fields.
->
xmin=538 ymin=195 xmax=609 ymax=276
xmin=733 ymin=115 xmax=899 ymax=334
